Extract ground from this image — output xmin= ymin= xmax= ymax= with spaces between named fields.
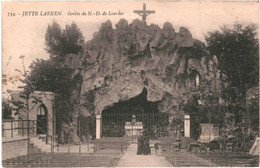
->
xmin=3 ymin=138 xmax=259 ymax=167
xmin=117 ymin=143 xmax=172 ymax=167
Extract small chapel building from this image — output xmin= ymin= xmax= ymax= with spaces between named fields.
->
xmin=3 ymin=90 xmax=55 ymax=144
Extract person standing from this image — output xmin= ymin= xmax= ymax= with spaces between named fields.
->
xmin=137 ymin=131 xmax=144 ymax=155
xmin=143 ymin=135 xmax=151 ymax=155
xmin=143 ymin=131 xmax=151 ymax=155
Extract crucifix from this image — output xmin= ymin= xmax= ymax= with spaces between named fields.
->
xmin=134 ymin=3 xmax=155 ymax=23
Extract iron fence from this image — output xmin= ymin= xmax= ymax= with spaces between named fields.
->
xmin=2 ymin=120 xmax=37 ymax=139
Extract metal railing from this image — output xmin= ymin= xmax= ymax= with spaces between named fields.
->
xmin=2 ymin=119 xmax=95 ymax=154
xmin=2 ymin=120 xmax=37 ymax=139
xmin=2 ymin=119 xmax=54 ymax=152
xmin=30 ymin=121 xmax=53 ymax=144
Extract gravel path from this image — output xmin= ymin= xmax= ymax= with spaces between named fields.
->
xmin=116 ymin=143 xmax=172 ymax=167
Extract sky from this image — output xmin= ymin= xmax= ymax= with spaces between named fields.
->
xmin=2 ymin=1 xmax=259 ymax=93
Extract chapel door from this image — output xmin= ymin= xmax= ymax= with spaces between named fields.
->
xmin=37 ymin=104 xmax=48 ymax=134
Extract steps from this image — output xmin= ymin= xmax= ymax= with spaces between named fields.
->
xmin=30 ymin=137 xmax=51 ymax=153
xmin=29 ymin=143 xmax=43 ymax=154
xmin=2 ymin=153 xmax=122 ymax=167
xmin=196 ymin=152 xmax=259 ymax=167
xmin=249 ymin=137 xmax=260 ymax=155
xmin=165 ymin=151 xmax=217 ymax=167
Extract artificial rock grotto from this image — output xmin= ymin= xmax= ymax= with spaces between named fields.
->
xmin=61 ymin=19 xmax=220 ymax=143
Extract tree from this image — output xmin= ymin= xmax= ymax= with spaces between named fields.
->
xmin=26 ymin=59 xmax=76 ymax=139
xmin=206 ymin=23 xmax=259 ymax=144
xmin=21 ymin=21 xmax=87 ymax=144
xmin=62 ymin=22 xmax=85 ymax=55
xmin=206 ymin=23 xmax=259 ymax=92
xmin=45 ymin=21 xmax=84 ymax=61
xmin=247 ymin=97 xmax=259 ymax=134
xmin=9 ymin=55 xmax=45 ymax=162
xmin=45 ymin=21 xmax=63 ymax=58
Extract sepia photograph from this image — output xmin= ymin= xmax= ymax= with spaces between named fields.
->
xmin=1 ymin=0 xmax=259 ymax=167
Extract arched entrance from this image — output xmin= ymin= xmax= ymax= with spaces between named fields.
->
xmin=37 ymin=104 xmax=48 ymax=135
xmin=101 ymin=88 xmax=169 ymax=138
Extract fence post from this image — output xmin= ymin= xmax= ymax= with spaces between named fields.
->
xmin=68 ymin=134 xmax=70 ymax=154
xmin=46 ymin=127 xmax=48 ymax=144
xmin=11 ymin=120 xmax=13 ymax=138
xmin=79 ymin=119 xmax=81 ymax=154
xmin=121 ymin=143 xmax=123 ymax=153
xmin=22 ymin=120 xmax=24 ymax=136
xmin=68 ymin=144 xmax=70 ymax=154
xmin=57 ymin=143 xmax=59 ymax=152
xmin=2 ymin=122 xmax=5 ymax=139
xmin=51 ymin=137 xmax=53 ymax=153
xmin=32 ymin=121 xmax=34 ymax=136
xmin=27 ymin=113 xmax=30 ymax=164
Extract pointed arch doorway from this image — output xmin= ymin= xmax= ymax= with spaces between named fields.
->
xmin=37 ymin=104 xmax=48 ymax=135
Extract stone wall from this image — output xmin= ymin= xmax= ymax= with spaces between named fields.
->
xmin=2 ymin=138 xmax=28 ymax=160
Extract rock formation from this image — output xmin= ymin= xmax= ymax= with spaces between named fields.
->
xmin=63 ymin=19 xmax=220 ymax=142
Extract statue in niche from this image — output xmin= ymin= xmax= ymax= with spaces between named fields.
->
xmin=113 ymin=70 xmax=121 ymax=80
xmin=104 ymin=76 xmax=112 ymax=86
xmin=195 ymin=74 xmax=200 ymax=87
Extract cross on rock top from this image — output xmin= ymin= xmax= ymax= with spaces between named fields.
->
xmin=134 ymin=3 xmax=155 ymax=23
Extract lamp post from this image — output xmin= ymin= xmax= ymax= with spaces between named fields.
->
xmin=132 ymin=115 xmax=136 ymax=143
xmin=209 ymin=114 xmax=211 ymax=143
xmin=132 ymin=122 xmax=134 ymax=143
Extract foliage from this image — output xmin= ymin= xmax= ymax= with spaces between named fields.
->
xmin=20 ymin=21 xmax=86 ymax=143
xmin=206 ymin=23 xmax=259 ymax=91
xmin=2 ymin=99 xmax=12 ymax=119
xmin=247 ymin=97 xmax=259 ymax=135
xmin=26 ymin=59 xmax=76 ymax=136
xmin=206 ymin=23 xmax=259 ymax=141
xmin=12 ymin=56 xmax=44 ymax=121
xmin=78 ymin=114 xmax=96 ymax=140
xmin=83 ymin=90 xmax=96 ymax=114
xmin=24 ymin=20 xmax=83 ymax=131
xmin=102 ymin=122 xmax=125 ymax=137
xmin=44 ymin=21 xmax=62 ymax=58
xmin=45 ymin=21 xmax=84 ymax=61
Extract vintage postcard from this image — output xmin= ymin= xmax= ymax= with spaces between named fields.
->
xmin=2 ymin=1 xmax=259 ymax=167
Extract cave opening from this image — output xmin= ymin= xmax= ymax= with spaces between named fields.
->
xmin=101 ymin=88 xmax=169 ymax=138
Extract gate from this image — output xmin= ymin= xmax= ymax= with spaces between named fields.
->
xmin=102 ymin=107 xmax=169 ymax=138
